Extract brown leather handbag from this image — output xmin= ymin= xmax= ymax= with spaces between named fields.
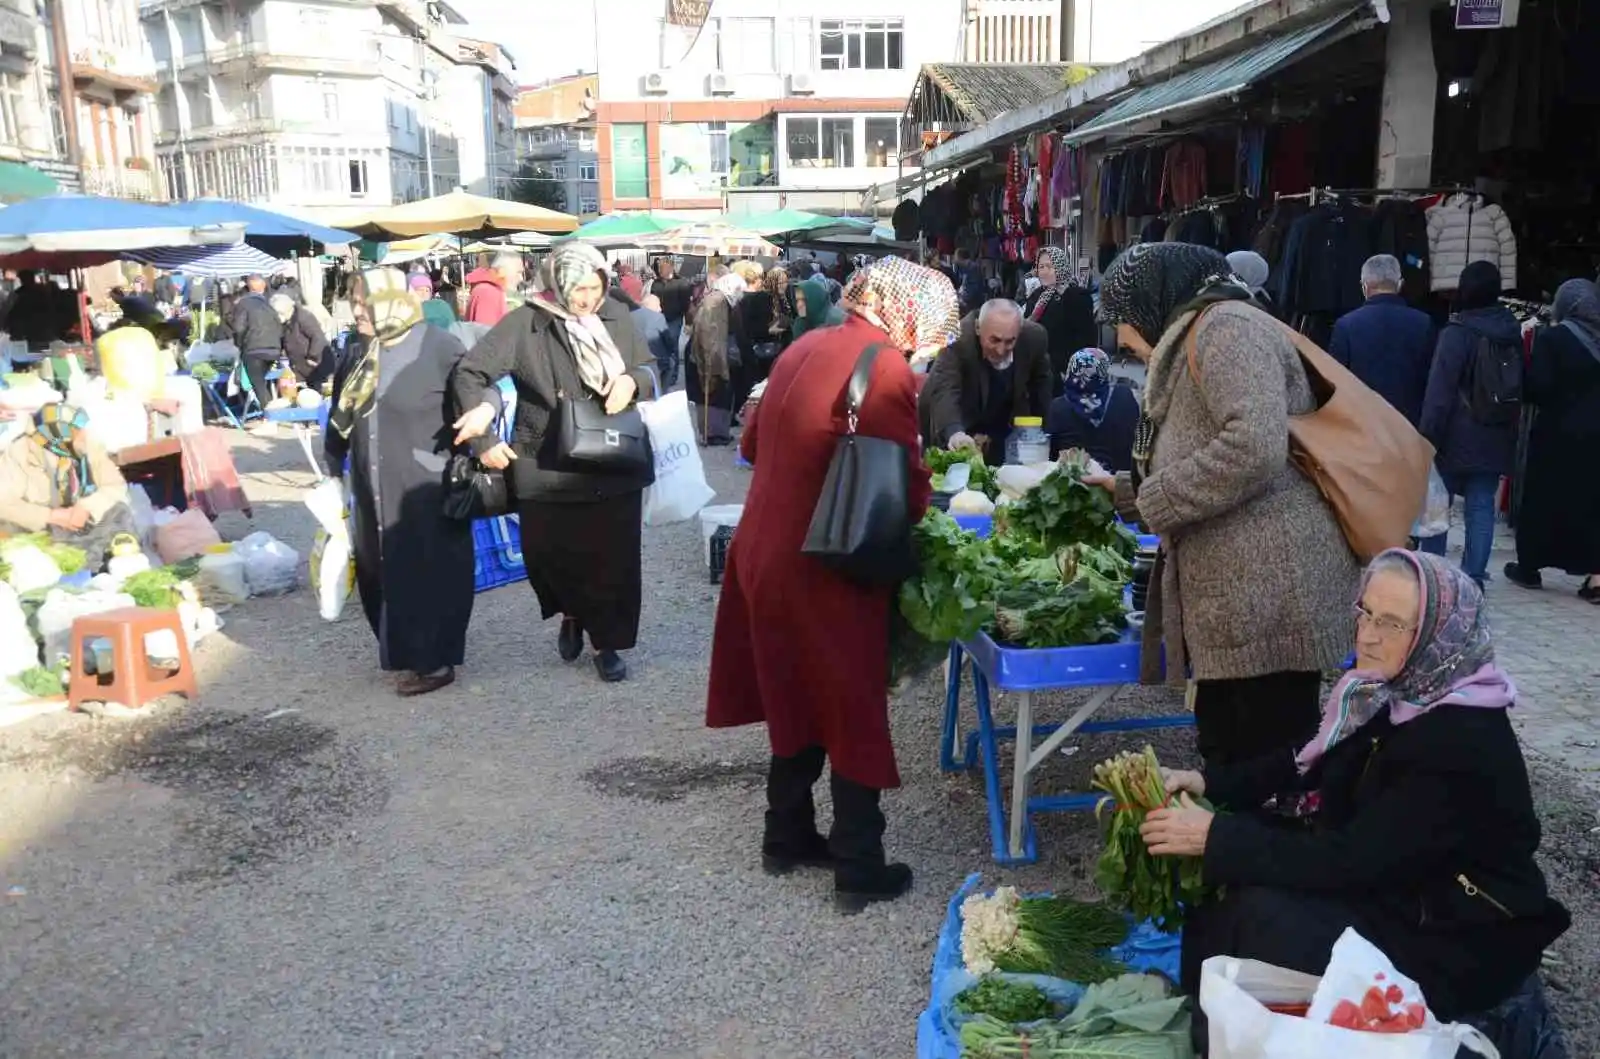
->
xmin=1185 ymin=305 xmax=1436 ymax=562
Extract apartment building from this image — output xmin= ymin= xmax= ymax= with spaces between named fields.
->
xmin=60 ymin=0 xmax=161 ymax=198
xmin=514 ymin=73 xmax=598 ymax=217
xmin=141 ymin=0 xmax=515 ymax=208
xmin=594 ymin=0 xmax=965 ymax=214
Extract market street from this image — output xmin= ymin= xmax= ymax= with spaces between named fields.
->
xmin=1 ymin=431 xmax=1598 ymax=1058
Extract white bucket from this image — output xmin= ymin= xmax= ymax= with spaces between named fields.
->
xmin=700 ymin=504 xmax=744 ymax=565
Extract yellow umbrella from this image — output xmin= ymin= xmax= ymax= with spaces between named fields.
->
xmin=341 ymin=189 xmax=578 ymax=239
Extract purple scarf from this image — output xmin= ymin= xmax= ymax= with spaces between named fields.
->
xmin=1297 ymin=549 xmax=1516 ymax=772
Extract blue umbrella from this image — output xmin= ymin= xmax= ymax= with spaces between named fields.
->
xmin=0 ymin=194 xmax=243 ymax=255
xmin=125 ymin=243 xmax=294 ymax=279
xmin=168 ymin=198 xmax=356 ymax=247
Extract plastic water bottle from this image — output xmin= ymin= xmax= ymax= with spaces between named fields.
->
xmin=1008 ymin=416 xmax=1049 ymax=465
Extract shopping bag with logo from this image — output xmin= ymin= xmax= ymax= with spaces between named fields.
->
xmin=1200 ymin=929 xmax=1499 ymax=1059
xmin=639 ymin=389 xmax=715 ymax=525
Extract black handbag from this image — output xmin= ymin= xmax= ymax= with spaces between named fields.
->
xmin=553 ymin=392 xmax=653 ymax=476
xmin=442 ymin=453 xmax=508 ymax=521
xmin=801 ymin=343 xmax=916 ymax=586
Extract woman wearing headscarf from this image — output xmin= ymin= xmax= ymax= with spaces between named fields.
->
xmin=1505 ymin=278 xmax=1600 ymax=599
xmin=1044 ymin=348 xmax=1140 ymax=472
xmin=408 ymin=272 xmax=458 ymax=331
xmin=1418 ymin=261 xmax=1521 ymax=588
xmin=0 ymin=402 xmax=135 ymax=565
xmin=1090 ymin=242 xmax=1357 ymax=768
xmin=1021 ymin=246 xmax=1098 ymax=395
xmin=451 ymin=242 xmax=656 ymax=684
xmin=686 ymin=270 xmax=748 ymax=446
xmin=325 ymin=267 xmax=477 ymax=698
xmin=740 ymin=267 xmax=794 ymax=384
xmin=707 ymin=258 xmax=960 ymax=914
xmin=272 ymin=292 xmax=332 ymax=390
xmin=790 ymin=275 xmax=845 ymax=341
xmin=1146 ymin=551 xmax=1570 ymax=1053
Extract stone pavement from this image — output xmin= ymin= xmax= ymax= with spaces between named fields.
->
xmin=1470 ymin=521 xmax=1600 ymax=791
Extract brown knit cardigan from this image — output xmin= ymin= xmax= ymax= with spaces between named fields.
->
xmin=1115 ymin=301 xmax=1358 ymax=686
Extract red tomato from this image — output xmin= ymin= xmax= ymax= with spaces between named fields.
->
xmin=1360 ymin=987 xmax=1395 ymax=1024
xmin=1330 ymin=1000 xmax=1363 ymax=1030
xmin=1385 ymin=984 xmax=1404 ymax=1004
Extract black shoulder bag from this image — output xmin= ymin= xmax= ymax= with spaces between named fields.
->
xmin=801 ymin=343 xmax=916 ymax=586
xmin=442 ymin=451 xmax=509 ymax=521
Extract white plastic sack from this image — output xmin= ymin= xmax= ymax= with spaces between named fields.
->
xmin=0 ymin=582 xmax=40 ymax=678
xmin=304 ymin=479 xmax=354 ymax=621
xmin=234 ymin=531 xmax=300 ymax=597
xmin=1412 ymin=465 xmax=1450 ymax=540
xmin=196 ymin=548 xmax=249 ymax=608
xmin=1201 ymin=931 xmax=1498 ymax=1059
xmin=36 ymin=588 xmax=136 ymax=667
xmin=4 ymin=545 xmax=61 ymax=594
xmin=155 ymin=508 xmax=222 ymax=564
xmin=640 ymin=390 xmax=715 ymax=525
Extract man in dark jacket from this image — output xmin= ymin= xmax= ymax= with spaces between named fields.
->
xmin=229 ymin=274 xmax=284 ymax=410
xmin=920 ymin=299 xmax=1053 ymax=465
xmin=1328 ymin=255 xmax=1435 ymax=426
xmin=272 ymin=293 xmax=330 ymax=389
xmin=1418 ymin=261 xmax=1521 ymax=588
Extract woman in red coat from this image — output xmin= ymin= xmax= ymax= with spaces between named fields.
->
xmin=706 ymin=258 xmax=961 ymax=913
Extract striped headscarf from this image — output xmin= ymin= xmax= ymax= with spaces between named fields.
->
xmin=1296 ymin=549 xmax=1515 ymax=773
xmin=32 ymin=403 xmax=95 ymax=506
xmin=842 ymin=257 xmax=961 ymax=354
xmin=329 ymin=267 xmax=424 ymax=440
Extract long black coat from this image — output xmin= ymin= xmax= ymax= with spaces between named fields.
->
xmin=1516 ymin=323 xmax=1600 ymax=572
xmin=325 ymin=324 xmax=476 ymax=674
xmin=450 ymin=295 xmax=656 ymax=504
xmin=1022 ymin=286 xmax=1098 ymax=396
xmin=1201 ymin=704 xmax=1570 ymax=1019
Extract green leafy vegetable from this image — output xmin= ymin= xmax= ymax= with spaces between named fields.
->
xmin=0 ymin=533 xmax=87 ymax=579
xmin=959 ymin=973 xmax=1193 ymax=1058
xmin=10 ymin=666 xmax=63 ymax=699
xmin=121 ymin=569 xmax=183 ymax=609
xmin=1092 ymin=748 xmax=1211 ymax=932
xmin=1000 ymin=461 xmax=1136 ymax=559
xmin=929 ymin=448 xmax=1000 ymax=498
xmin=898 ymin=511 xmax=1008 ymax=646
xmin=955 ymin=977 xmax=1057 ymax=1023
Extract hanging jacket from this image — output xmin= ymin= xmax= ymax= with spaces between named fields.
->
xmin=1371 ymin=200 xmax=1432 ymax=304
xmin=1426 ymin=196 xmax=1518 ymax=293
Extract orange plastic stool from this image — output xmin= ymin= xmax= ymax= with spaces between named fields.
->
xmin=67 ymin=607 xmax=199 ymax=712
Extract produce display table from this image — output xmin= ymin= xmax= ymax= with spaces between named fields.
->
xmin=264 ymin=403 xmax=327 ymax=481
xmin=942 ymin=633 xmax=1193 ymax=866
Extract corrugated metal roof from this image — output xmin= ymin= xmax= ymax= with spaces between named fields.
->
xmin=921 ymin=64 xmax=1077 ymax=124
xmin=1064 ymin=12 xmax=1357 ymax=143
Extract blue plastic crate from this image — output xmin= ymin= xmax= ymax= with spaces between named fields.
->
xmin=963 ymin=628 xmax=1141 ymax=692
xmin=472 ymin=514 xmax=525 ymax=593
xmin=952 ymin=513 xmax=1157 ymax=553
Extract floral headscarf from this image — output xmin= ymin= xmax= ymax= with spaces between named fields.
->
xmin=1029 ymin=246 xmax=1075 ymax=322
xmin=330 ymin=268 xmax=424 ymax=440
xmin=1296 ymin=549 xmax=1515 ymax=773
xmin=841 ymin=257 xmax=961 ymax=353
xmin=1063 ymin=348 xmax=1113 ymax=427
xmin=32 ymin=403 xmax=95 ymax=506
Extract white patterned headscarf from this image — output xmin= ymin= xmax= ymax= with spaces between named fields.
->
xmin=536 ymin=242 xmax=628 ymax=397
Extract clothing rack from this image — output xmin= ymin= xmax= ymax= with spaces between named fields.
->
xmin=1272 ymin=186 xmax=1479 ymax=206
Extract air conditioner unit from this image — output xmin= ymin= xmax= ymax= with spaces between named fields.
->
xmin=707 ymin=71 xmax=735 ymax=95
xmin=642 ymin=70 xmax=669 ymax=95
xmin=787 ymin=72 xmax=815 ymax=96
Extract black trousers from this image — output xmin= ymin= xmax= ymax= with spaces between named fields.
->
xmin=241 ymin=350 xmax=278 ymax=410
xmin=1192 ymin=670 xmax=1322 ymax=769
xmin=765 ymin=746 xmax=886 ymax=884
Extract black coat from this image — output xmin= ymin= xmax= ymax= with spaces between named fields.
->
xmin=1202 ymin=705 xmax=1570 ymax=1019
xmin=1045 ymin=384 xmax=1140 ymax=473
xmin=920 ymin=313 xmax=1054 ymax=465
xmin=229 ymin=292 xmax=283 ymax=354
xmin=450 ymin=296 xmax=657 ymax=503
xmin=1420 ymin=306 xmax=1522 ymax=476
xmin=1022 ymin=286 xmax=1099 ymax=396
xmin=280 ymin=305 xmax=329 ymax=382
xmin=1515 ymin=324 xmax=1600 ymax=572
xmin=324 ymin=324 xmax=475 ymax=674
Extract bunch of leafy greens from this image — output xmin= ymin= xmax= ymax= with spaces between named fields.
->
xmin=10 ymin=666 xmax=64 ymax=699
xmin=898 ymin=511 xmax=1010 ymax=646
xmin=1093 ymin=747 xmax=1211 ymax=932
xmin=1000 ymin=461 xmax=1136 ymax=559
xmin=0 ymin=533 xmax=88 ymax=579
xmin=121 ymin=569 xmax=184 ymax=609
xmin=954 ymin=977 xmax=1057 ymax=1023
xmin=959 ymin=973 xmax=1193 ymax=1059
xmin=928 ymin=448 xmax=1000 ymax=499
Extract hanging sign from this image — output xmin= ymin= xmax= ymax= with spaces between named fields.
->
xmin=667 ymin=0 xmax=712 ymax=28
xmin=1455 ymin=0 xmax=1518 ymax=29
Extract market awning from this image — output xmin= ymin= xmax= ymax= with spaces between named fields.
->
xmin=125 ymin=243 xmax=295 ymax=279
xmin=0 ymin=161 xmax=61 ymax=203
xmin=1063 ymin=11 xmax=1364 ymax=145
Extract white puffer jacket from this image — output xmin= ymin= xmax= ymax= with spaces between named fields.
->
xmin=1426 ymin=194 xmax=1517 ymax=292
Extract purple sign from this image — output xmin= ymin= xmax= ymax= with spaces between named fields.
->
xmin=1456 ymin=0 xmax=1505 ymax=29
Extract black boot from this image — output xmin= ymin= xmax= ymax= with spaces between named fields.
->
xmin=1504 ymin=562 xmax=1543 ymax=590
xmin=594 ymin=650 xmax=627 ymax=683
xmin=762 ymin=747 xmax=832 ymax=875
xmin=829 ymin=772 xmax=911 ymax=914
xmin=558 ymin=616 xmax=584 ymax=661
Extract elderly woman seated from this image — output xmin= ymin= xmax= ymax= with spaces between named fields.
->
xmin=0 ymin=403 xmax=137 ymax=565
xmin=1142 ymin=550 xmax=1570 ymax=1050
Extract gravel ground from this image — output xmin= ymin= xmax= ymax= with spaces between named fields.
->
xmin=0 ymin=432 xmax=1595 ymax=1058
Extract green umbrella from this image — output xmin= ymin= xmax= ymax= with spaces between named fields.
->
xmin=571 ymin=212 xmax=692 ymax=246
xmin=733 ymin=208 xmax=873 ymax=238
xmin=0 ymin=162 xmax=59 ymax=204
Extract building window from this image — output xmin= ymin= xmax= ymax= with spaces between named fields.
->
xmin=550 ymin=161 xmax=566 ymax=180
xmin=577 ymin=132 xmax=595 ymax=151
xmin=611 ymin=122 xmax=649 ymax=199
xmin=579 ymin=195 xmax=598 ymax=214
xmin=719 ymin=17 xmax=774 ymax=74
xmin=785 ymin=17 xmax=814 ymax=73
xmin=785 ymin=116 xmax=853 ymax=168
xmin=863 ymin=117 xmax=898 ymax=167
xmin=46 ymin=90 xmax=68 ymax=157
xmin=818 ymin=19 xmax=903 ymax=71
xmin=0 ymin=75 xmax=23 ymax=149
xmin=578 ymin=161 xmax=597 ymax=181
xmin=349 ymin=158 xmax=369 ymax=195
xmin=322 ymin=87 xmax=340 ymax=121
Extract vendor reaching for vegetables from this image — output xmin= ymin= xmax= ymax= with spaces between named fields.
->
xmin=1086 ymin=242 xmax=1357 ymax=769
xmin=0 ymin=403 xmax=135 ymax=566
xmin=1141 ymin=550 xmax=1570 ymax=1053
xmin=919 ymin=299 xmax=1053 ymax=465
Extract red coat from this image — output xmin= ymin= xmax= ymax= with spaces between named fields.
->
xmin=705 ymin=316 xmax=931 ymax=789
xmin=464 ymin=268 xmax=507 ymax=326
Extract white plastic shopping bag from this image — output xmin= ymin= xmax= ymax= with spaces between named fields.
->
xmin=1411 ymin=465 xmax=1450 ymax=539
xmin=639 ymin=389 xmax=715 ymax=525
xmin=1201 ymin=930 xmax=1498 ymax=1059
xmin=304 ymin=478 xmax=355 ymax=621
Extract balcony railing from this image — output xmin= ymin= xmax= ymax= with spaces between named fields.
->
xmin=81 ymin=162 xmax=162 ymax=200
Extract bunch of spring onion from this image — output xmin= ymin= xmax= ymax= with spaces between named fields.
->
xmin=1092 ymin=746 xmax=1210 ymax=932
xmin=960 ymin=885 xmax=1130 ymax=984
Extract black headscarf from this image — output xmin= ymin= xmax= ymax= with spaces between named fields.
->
xmin=1100 ymin=243 xmax=1245 ymax=345
xmin=1453 ymin=260 xmax=1502 ymax=312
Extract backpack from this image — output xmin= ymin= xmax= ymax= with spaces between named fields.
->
xmin=1184 ymin=304 xmax=1436 ymax=562
xmin=1458 ymin=323 xmax=1524 ymax=427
